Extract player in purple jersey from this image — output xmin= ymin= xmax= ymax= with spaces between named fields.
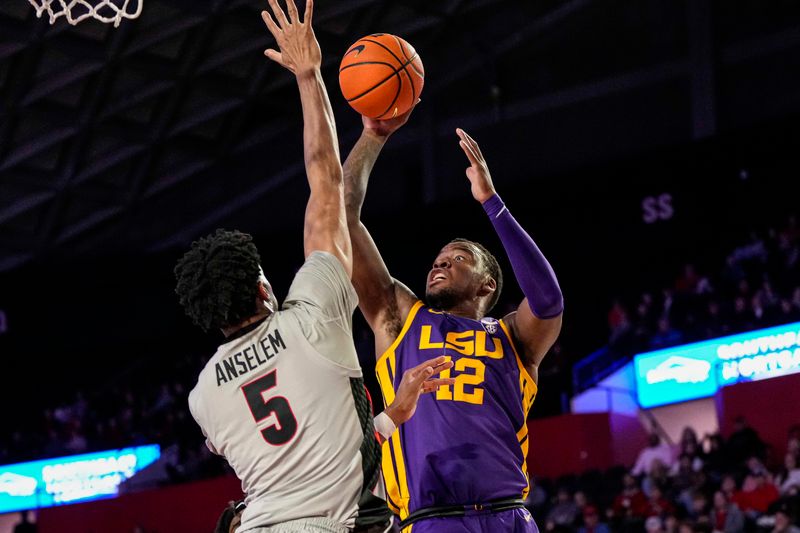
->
xmin=343 ymin=112 xmax=564 ymax=531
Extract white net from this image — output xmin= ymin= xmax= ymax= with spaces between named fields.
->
xmin=28 ymin=0 xmax=143 ymax=27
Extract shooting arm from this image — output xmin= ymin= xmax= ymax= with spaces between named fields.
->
xmin=343 ymin=130 xmax=416 ymax=339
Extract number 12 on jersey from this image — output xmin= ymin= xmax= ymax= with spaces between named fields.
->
xmin=242 ymin=370 xmax=298 ymax=446
xmin=435 ymin=356 xmax=486 ymax=405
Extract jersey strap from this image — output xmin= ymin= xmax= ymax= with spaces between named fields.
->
xmin=374 ymin=300 xmax=423 ymax=519
xmin=500 ymin=318 xmax=537 ymax=498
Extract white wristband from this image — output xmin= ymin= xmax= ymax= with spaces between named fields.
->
xmin=373 ymin=411 xmax=397 ymax=441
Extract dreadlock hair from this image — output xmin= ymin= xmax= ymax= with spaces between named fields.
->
xmin=174 ymin=229 xmax=262 ymax=332
xmin=449 ymin=238 xmax=503 ymax=313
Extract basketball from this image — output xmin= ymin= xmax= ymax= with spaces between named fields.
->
xmin=339 ymin=33 xmax=425 ymax=120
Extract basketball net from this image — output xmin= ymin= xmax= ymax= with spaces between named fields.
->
xmin=28 ymin=0 xmax=142 ymax=27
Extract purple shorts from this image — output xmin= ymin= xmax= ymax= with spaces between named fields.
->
xmin=405 ymin=508 xmax=539 ymax=533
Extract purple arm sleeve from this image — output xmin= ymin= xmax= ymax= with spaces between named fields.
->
xmin=483 ymin=194 xmax=563 ymax=318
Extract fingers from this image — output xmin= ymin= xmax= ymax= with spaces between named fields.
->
xmin=411 ymin=355 xmax=453 ymax=377
xmin=413 ymin=355 xmax=447 ymax=372
xmin=459 ymin=139 xmax=480 ymax=167
xmin=264 ymin=49 xmax=294 ymax=73
xmin=268 ymin=0 xmax=290 ymax=28
xmin=285 ymin=0 xmax=299 ymax=23
xmin=264 ymin=48 xmax=282 ymax=64
xmin=415 ymin=366 xmax=435 ymax=382
xmin=421 ymin=378 xmax=457 ymax=393
xmin=304 ymin=0 xmax=313 ymax=24
xmin=261 ymin=10 xmax=281 ymax=38
xmin=458 ymin=128 xmax=484 ymax=159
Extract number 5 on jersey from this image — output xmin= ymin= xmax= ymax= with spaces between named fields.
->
xmin=242 ymin=370 xmax=298 ymax=446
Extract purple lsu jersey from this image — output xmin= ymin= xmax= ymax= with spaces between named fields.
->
xmin=376 ymin=301 xmax=537 ymax=523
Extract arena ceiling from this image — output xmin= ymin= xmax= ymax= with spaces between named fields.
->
xmin=1 ymin=0 xmax=800 ymax=272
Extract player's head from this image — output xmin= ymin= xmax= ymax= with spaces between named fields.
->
xmin=425 ymin=238 xmax=503 ymax=315
xmin=174 ymin=229 xmax=278 ymax=333
xmin=214 ymin=500 xmax=246 ymax=533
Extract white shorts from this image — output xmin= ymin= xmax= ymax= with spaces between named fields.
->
xmin=244 ymin=516 xmax=349 ymax=533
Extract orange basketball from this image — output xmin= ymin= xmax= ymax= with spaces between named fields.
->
xmin=339 ymin=33 xmax=425 ymax=120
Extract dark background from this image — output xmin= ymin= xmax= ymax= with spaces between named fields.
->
xmin=1 ymin=0 xmax=799 ymax=427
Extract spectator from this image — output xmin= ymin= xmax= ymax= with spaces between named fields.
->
xmin=791 ymin=288 xmax=800 ymax=314
xmin=727 ymin=417 xmax=766 ymax=464
xmin=671 ymin=454 xmax=697 ymax=496
xmin=633 ymin=434 xmax=675 ymax=476
xmin=676 ymin=264 xmax=700 ymax=294
xmin=776 ymin=453 xmax=800 ymax=495
xmin=710 ymin=491 xmax=744 ymax=533
xmin=547 ymin=487 xmax=581 ymax=529
xmin=665 ymin=515 xmax=680 ymax=533
xmin=681 ymin=427 xmax=700 ymax=450
xmin=13 ymin=511 xmax=36 ymax=533
xmin=610 ymin=473 xmax=649 ymax=520
xmin=733 ymin=471 xmax=779 ymax=517
xmin=609 ymin=299 xmax=631 ymax=345
xmin=646 ymin=516 xmax=665 ymax=533
xmin=704 ymin=301 xmax=727 ymax=337
xmin=574 ymin=490 xmax=588 ymax=513
xmin=687 ymin=491 xmax=711 ymax=524
xmin=719 ymin=474 xmax=739 ymax=501
xmin=787 ymin=425 xmax=800 ymax=457
xmin=704 ymin=434 xmax=729 ymax=479
xmin=772 ymin=502 xmax=800 ymax=533
xmin=579 ymin=505 xmax=611 ymax=533
xmin=649 ymin=318 xmax=683 ymax=350
xmin=644 ymin=459 xmax=671 ymax=498
xmin=524 ymin=478 xmax=549 ymax=520
xmin=645 ymin=486 xmax=676 ymax=519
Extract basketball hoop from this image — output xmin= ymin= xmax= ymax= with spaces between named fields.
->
xmin=28 ymin=0 xmax=143 ymax=27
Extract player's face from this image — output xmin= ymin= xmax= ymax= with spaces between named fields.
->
xmin=425 ymin=244 xmax=482 ymax=309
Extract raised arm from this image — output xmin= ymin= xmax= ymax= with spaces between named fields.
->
xmin=262 ymin=0 xmax=351 ymax=275
xmin=343 ymin=114 xmax=417 ymax=347
xmin=456 ymin=129 xmax=563 ymax=380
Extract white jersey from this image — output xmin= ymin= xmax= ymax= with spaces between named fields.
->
xmin=188 ymin=252 xmax=381 ymax=531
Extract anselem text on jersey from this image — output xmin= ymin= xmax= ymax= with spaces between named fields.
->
xmin=215 ymin=328 xmax=287 ymax=386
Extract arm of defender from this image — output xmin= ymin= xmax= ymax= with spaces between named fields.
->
xmin=262 ymin=0 xmax=351 ymax=275
xmin=343 ymin=123 xmax=417 ymax=339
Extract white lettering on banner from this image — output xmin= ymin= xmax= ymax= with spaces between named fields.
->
xmin=717 ymin=331 xmax=800 ymax=360
xmin=41 ymin=453 xmax=139 ymax=501
xmin=721 ymin=347 xmax=800 ymax=381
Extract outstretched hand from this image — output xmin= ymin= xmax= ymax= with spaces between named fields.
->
xmin=362 ymin=99 xmax=420 ymax=138
xmin=384 ymin=356 xmax=455 ymax=426
xmin=457 ymin=128 xmax=496 ymax=203
xmin=261 ymin=0 xmax=320 ymax=76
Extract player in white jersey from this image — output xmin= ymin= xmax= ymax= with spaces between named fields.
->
xmin=174 ymin=2 xmax=453 ymax=532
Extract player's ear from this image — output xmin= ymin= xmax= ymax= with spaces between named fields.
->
xmin=477 ymin=276 xmax=496 ymax=297
xmin=257 ymin=281 xmax=270 ymax=301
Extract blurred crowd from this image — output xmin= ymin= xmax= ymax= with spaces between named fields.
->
xmin=607 ymin=216 xmax=800 ymax=353
xmin=527 ymin=420 xmax=800 ymax=533
xmin=2 ymin=215 xmax=800 ymax=533
xmin=0 ymin=351 xmax=229 ymax=485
